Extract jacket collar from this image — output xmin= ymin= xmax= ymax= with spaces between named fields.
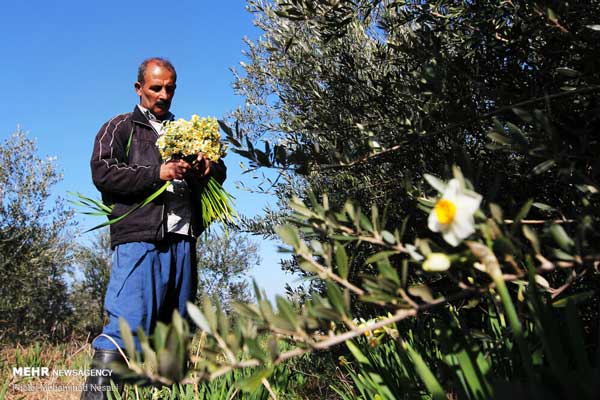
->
xmin=132 ymin=105 xmax=152 ymax=127
xmin=132 ymin=105 xmax=174 ymax=126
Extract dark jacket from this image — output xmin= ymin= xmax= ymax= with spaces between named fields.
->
xmin=90 ymin=106 xmax=227 ymax=248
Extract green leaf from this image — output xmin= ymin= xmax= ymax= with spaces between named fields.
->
xmin=68 ymin=191 xmax=113 ymax=213
xmin=408 ymin=285 xmax=434 ymax=303
xmin=365 ymin=250 xmax=398 ymax=265
xmin=84 ymin=181 xmax=171 ymax=232
xmin=310 ymin=240 xmax=323 ymax=255
xmin=158 ymin=348 xmax=182 ymax=382
xmin=79 ymin=211 xmax=111 ymax=217
xmin=153 ymin=322 xmax=168 ymax=352
xmin=506 ymin=122 xmax=527 ymax=145
xmin=289 ymin=196 xmax=312 ymax=216
xmin=299 ymin=259 xmax=319 ymax=274
xmin=453 ymin=349 xmax=492 ymax=399
xmin=552 ymin=290 xmax=595 ymax=308
xmin=267 ymin=338 xmax=279 ymax=361
xmin=232 ymin=302 xmax=261 ymax=320
xmin=326 ymin=282 xmax=347 ymax=317
xmin=532 ymin=202 xmax=556 ymax=212
xmin=359 ymin=213 xmax=373 ymax=232
xmin=346 ymin=340 xmax=370 ymax=365
xmin=334 ymin=242 xmax=349 ymax=279
xmin=492 ymin=118 xmax=504 ymax=133
xmin=381 ymin=230 xmax=395 ymax=244
xmin=254 ymin=149 xmax=271 ymax=166
xmin=172 ymin=310 xmax=184 ymax=336
xmin=555 ymin=67 xmax=579 ymax=77
xmin=275 ymin=224 xmax=300 ymax=248
xmin=514 ymin=199 xmax=533 ymax=225
xmin=549 ymin=224 xmax=574 ymax=251
xmin=489 ymin=203 xmax=503 ymax=223
xmin=522 ymin=225 xmax=541 ymax=254
xmin=141 ymin=341 xmax=158 ymax=373
xmin=512 ymin=107 xmax=533 ymax=123
xmin=202 ymin=296 xmax=217 ymax=333
xmin=533 ymin=159 xmax=555 ymax=175
xmin=549 ymin=247 xmax=575 ymax=261
xmin=217 ymin=119 xmax=233 ymax=136
xmin=328 ymin=234 xmax=356 ymax=242
xmin=237 ymin=368 xmax=273 ymax=393
xmin=246 ymin=338 xmax=269 ymax=363
xmin=377 ymin=258 xmax=400 ymax=284
xmin=258 ymin=299 xmax=276 ymax=323
xmin=118 ymin=317 xmax=136 ymax=359
xmin=276 ymin=296 xmax=298 ymax=330
xmin=253 ymin=280 xmax=262 ymax=302
xmin=487 ymin=131 xmax=513 ymax=145
xmin=187 ymin=302 xmax=212 ymax=334
xmin=274 ymin=144 xmax=287 ymax=165
xmin=403 ymin=341 xmax=446 ymax=400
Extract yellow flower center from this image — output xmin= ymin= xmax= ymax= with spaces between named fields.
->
xmin=434 ymin=199 xmax=456 ymax=224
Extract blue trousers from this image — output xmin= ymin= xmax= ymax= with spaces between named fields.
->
xmin=93 ymin=239 xmax=197 ymax=351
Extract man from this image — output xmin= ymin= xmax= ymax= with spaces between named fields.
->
xmin=82 ymin=58 xmax=226 ymax=399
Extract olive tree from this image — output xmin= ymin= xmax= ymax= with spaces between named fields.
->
xmin=112 ymin=2 xmax=600 ymax=398
xmin=196 ymin=230 xmax=260 ymax=312
xmin=70 ymin=229 xmax=112 ymax=335
xmin=0 ymin=131 xmax=75 ymax=342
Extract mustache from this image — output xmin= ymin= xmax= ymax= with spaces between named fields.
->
xmin=155 ymin=99 xmax=171 ymax=108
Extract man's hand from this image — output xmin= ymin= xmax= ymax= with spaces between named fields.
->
xmin=187 ymin=154 xmax=211 ymax=179
xmin=160 ymin=159 xmax=191 ymax=181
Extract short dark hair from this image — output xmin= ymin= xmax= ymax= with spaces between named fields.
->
xmin=137 ymin=57 xmax=177 ymax=84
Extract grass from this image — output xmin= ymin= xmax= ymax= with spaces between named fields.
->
xmin=1 ymin=340 xmax=90 ymax=400
xmin=0 ymin=336 xmax=320 ymax=400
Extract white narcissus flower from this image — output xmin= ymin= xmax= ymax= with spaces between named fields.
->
xmin=427 ymin=178 xmax=482 ymax=247
xmin=423 ymin=252 xmax=451 ymax=272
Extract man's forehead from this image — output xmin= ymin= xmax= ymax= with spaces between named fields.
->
xmin=144 ymin=63 xmax=176 ymax=82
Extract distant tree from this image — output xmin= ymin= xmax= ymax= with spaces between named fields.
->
xmin=0 ymin=131 xmax=76 ymax=343
xmin=196 ymin=230 xmax=260 ymax=311
xmin=70 ymin=229 xmax=111 ymax=335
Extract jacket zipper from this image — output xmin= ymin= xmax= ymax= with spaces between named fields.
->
xmin=132 ymin=119 xmax=166 ymax=240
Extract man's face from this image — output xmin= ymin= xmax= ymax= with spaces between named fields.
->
xmin=135 ymin=63 xmax=176 ymax=119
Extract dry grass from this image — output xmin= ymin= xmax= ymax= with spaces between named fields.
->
xmin=1 ymin=340 xmax=95 ymax=400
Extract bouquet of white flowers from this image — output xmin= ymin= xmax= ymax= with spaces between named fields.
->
xmin=71 ymin=115 xmax=236 ymax=232
xmin=157 ymin=115 xmax=235 ymax=228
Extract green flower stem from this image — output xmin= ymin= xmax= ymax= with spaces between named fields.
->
xmin=85 ymin=181 xmax=172 ymax=232
xmin=200 ymin=177 xmax=237 ymax=229
xmin=76 ymin=176 xmax=236 ymax=233
xmin=492 ymin=272 xmax=534 ymax=378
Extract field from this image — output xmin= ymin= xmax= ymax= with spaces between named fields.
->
xmin=2 ymin=341 xmax=92 ymax=400
xmin=0 ymin=337 xmax=337 ymax=400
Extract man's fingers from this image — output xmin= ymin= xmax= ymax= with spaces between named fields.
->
xmin=172 ymin=160 xmax=190 ymax=179
xmin=193 ymin=154 xmax=211 ymax=177
xmin=162 ymin=158 xmax=209 ymax=180
xmin=176 ymin=164 xmax=188 ymax=178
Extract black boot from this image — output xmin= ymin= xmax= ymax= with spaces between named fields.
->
xmin=80 ymin=349 xmax=124 ymax=400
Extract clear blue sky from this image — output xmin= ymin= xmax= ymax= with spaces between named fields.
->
xmin=0 ymin=0 xmax=293 ymax=300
